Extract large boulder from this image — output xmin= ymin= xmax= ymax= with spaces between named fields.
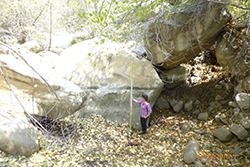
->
xmin=159 ymin=66 xmax=189 ymax=89
xmin=213 ymin=128 xmax=234 ymax=142
xmin=144 ymin=2 xmax=232 ymax=69
xmin=0 ymin=111 xmax=39 ymax=156
xmin=235 ymin=93 xmax=250 ymax=110
xmin=235 ymin=76 xmax=250 ymax=93
xmin=230 ymin=124 xmax=249 ymax=140
xmin=0 ymin=54 xmax=86 ymax=119
xmin=215 ymin=37 xmax=249 ymax=76
xmin=56 ymin=37 xmax=164 ymax=128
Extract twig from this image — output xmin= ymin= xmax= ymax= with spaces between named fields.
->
xmin=206 ymin=0 xmax=250 ymax=10
xmin=32 ymin=0 xmax=50 ymax=26
xmin=174 ymin=121 xmax=182 ymax=140
xmin=154 ymin=116 xmax=163 ymax=125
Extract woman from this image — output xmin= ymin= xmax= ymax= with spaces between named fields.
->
xmin=132 ymin=94 xmax=152 ymax=135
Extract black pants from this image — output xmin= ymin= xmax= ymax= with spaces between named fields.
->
xmin=140 ymin=117 xmax=148 ymax=134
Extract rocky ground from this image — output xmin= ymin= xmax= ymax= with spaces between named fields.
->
xmin=0 ymin=55 xmax=249 ymax=167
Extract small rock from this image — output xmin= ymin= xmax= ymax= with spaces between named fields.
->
xmin=193 ymin=110 xmax=200 ymax=115
xmin=229 ymin=146 xmax=244 ymax=156
xmin=230 ymin=135 xmax=239 ymax=142
xmin=173 ymin=101 xmax=184 ymax=112
xmin=168 ymin=99 xmax=179 ymax=107
xmin=235 ymin=93 xmax=250 ymax=110
xmin=183 ymin=140 xmax=199 ymax=164
xmin=200 ymin=158 xmax=207 ymax=164
xmin=193 ymin=119 xmax=198 ymax=123
xmin=210 ymin=101 xmax=221 ymax=109
xmin=195 ymin=161 xmax=203 ymax=167
xmin=155 ymin=97 xmax=171 ymax=109
xmin=228 ymin=101 xmax=238 ymax=108
xmin=194 ymin=100 xmax=201 ymax=105
xmin=198 ymin=112 xmax=209 ymax=121
xmin=183 ymin=150 xmax=197 ymax=164
xmin=215 ymin=95 xmax=223 ymax=101
xmin=213 ymin=128 xmax=234 ymax=142
xmin=203 ymin=141 xmax=211 ymax=150
xmin=184 ymin=100 xmax=193 ymax=112
xmin=229 ymin=159 xmax=235 ymax=163
xmin=230 ymin=124 xmax=249 ymax=140
xmin=240 ymin=118 xmax=250 ymax=130
xmin=180 ymin=123 xmax=190 ymax=132
xmin=215 ymin=147 xmax=222 ymax=154
xmin=195 ymin=134 xmax=202 ymax=140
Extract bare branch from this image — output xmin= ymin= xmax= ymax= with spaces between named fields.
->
xmin=206 ymin=0 xmax=250 ymax=10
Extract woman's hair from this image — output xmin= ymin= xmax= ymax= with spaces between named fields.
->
xmin=141 ymin=94 xmax=150 ymax=102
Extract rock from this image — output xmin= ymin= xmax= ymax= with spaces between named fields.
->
xmin=215 ymin=37 xmax=249 ymax=76
xmin=168 ymin=99 xmax=179 ymax=107
xmin=155 ymin=97 xmax=171 ymax=109
xmin=183 ymin=140 xmax=199 ymax=164
xmin=229 ymin=146 xmax=244 ymax=156
xmin=160 ymin=66 xmax=189 ymax=89
xmin=174 ymin=162 xmax=183 ymax=167
xmin=184 ymin=100 xmax=193 ymax=112
xmin=213 ymin=128 xmax=234 ymax=142
xmin=235 ymin=76 xmax=250 ymax=93
xmin=55 ymin=37 xmax=164 ymax=129
xmin=180 ymin=123 xmax=190 ymax=132
xmin=210 ymin=101 xmax=221 ymax=110
xmin=215 ymin=147 xmax=222 ymax=154
xmin=228 ymin=101 xmax=238 ymax=108
xmin=195 ymin=161 xmax=203 ymax=167
xmin=193 ymin=110 xmax=200 ymax=115
xmin=203 ymin=141 xmax=211 ymax=150
xmin=230 ymin=136 xmax=239 ymax=142
xmin=198 ymin=112 xmax=209 ymax=121
xmin=215 ymin=95 xmax=223 ymax=101
xmin=240 ymin=118 xmax=250 ymax=130
xmin=0 ymin=54 xmax=86 ymax=119
xmin=194 ymin=100 xmax=201 ymax=105
xmin=173 ymin=101 xmax=184 ymax=112
xmin=235 ymin=93 xmax=250 ymax=110
xmin=200 ymin=158 xmax=207 ymax=164
xmin=144 ymin=2 xmax=232 ymax=69
xmin=195 ymin=134 xmax=201 ymax=140
xmin=0 ymin=112 xmax=39 ymax=156
xmin=230 ymin=124 xmax=249 ymax=140
xmin=22 ymin=41 xmax=45 ymax=53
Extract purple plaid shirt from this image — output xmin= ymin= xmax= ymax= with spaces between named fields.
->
xmin=137 ymin=100 xmax=152 ymax=118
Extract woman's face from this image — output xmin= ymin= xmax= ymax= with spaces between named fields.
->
xmin=141 ymin=97 xmax=146 ymax=102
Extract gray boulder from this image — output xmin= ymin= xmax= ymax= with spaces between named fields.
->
xmin=240 ymin=118 xmax=250 ymax=130
xmin=195 ymin=161 xmax=203 ymax=167
xmin=173 ymin=101 xmax=184 ymax=112
xmin=198 ymin=112 xmax=209 ymax=121
xmin=155 ymin=97 xmax=171 ymax=109
xmin=160 ymin=66 xmax=189 ymax=89
xmin=228 ymin=101 xmax=238 ymax=108
xmin=184 ymin=100 xmax=193 ymax=112
xmin=215 ymin=37 xmax=249 ymax=76
xmin=183 ymin=140 xmax=199 ymax=164
xmin=144 ymin=2 xmax=231 ymax=69
xmin=180 ymin=123 xmax=190 ymax=132
xmin=203 ymin=141 xmax=211 ymax=150
xmin=230 ymin=124 xmax=249 ymax=140
xmin=213 ymin=128 xmax=234 ymax=142
xmin=235 ymin=76 xmax=250 ymax=93
xmin=0 ymin=112 xmax=39 ymax=156
xmin=235 ymin=93 xmax=250 ymax=110
xmin=0 ymin=55 xmax=86 ymax=120
xmin=56 ymin=37 xmax=164 ymax=129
